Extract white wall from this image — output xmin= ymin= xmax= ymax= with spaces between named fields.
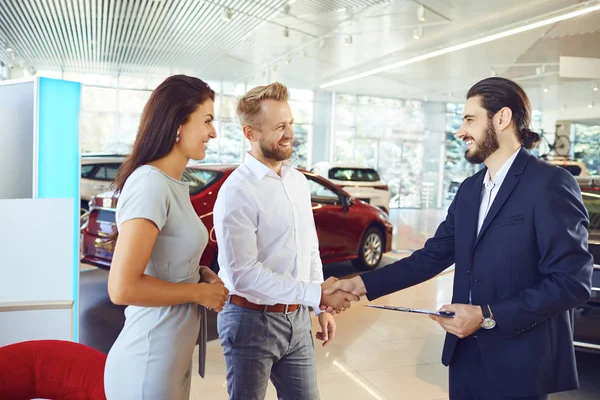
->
xmin=311 ymin=90 xmax=333 ymax=165
xmin=0 ymin=80 xmax=34 ymax=199
xmin=0 ymin=308 xmax=72 ymax=347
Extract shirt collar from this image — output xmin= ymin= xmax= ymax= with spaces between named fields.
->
xmin=483 ymin=147 xmax=521 ymax=188
xmin=243 ymin=152 xmax=292 ymax=180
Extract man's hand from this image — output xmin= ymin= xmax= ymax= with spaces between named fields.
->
xmin=200 ymin=266 xmax=222 ymax=284
xmin=429 ymin=304 xmax=483 ymax=338
xmin=320 ymin=277 xmax=359 ymax=313
xmin=324 ymin=276 xmax=367 ymax=297
xmin=316 ymin=312 xmax=336 ymax=347
xmin=319 ymin=276 xmax=366 ymax=313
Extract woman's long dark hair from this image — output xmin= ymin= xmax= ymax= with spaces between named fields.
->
xmin=113 ymin=75 xmax=215 ymax=194
xmin=467 ymin=77 xmax=541 ymax=149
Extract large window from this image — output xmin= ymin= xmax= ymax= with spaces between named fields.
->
xmin=573 ymin=123 xmax=600 ymax=175
xmin=332 ymin=93 xmax=426 ymax=208
xmin=43 ymin=71 xmax=315 ymax=167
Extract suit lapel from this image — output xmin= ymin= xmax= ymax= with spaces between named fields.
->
xmin=474 ymin=175 xmax=519 ymax=246
xmin=465 ymin=172 xmax=485 ymax=260
xmin=473 ymin=148 xmax=530 ymax=249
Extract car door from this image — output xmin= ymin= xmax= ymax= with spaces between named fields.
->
xmin=306 ymin=176 xmax=354 ymax=260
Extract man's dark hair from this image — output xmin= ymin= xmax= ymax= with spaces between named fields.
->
xmin=466 ymin=77 xmax=541 ymax=150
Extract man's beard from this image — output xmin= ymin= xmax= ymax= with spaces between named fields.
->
xmin=465 ymin=119 xmax=499 ymax=164
xmin=260 ymin=139 xmax=293 ymax=162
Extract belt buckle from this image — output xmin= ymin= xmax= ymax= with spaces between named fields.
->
xmin=284 ymin=304 xmax=292 ymax=315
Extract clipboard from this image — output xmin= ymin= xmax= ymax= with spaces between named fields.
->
xmin=365 ymin=304 xmax=455 ymax=318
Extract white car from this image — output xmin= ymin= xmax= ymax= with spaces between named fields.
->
xmin=310 ymin=162 xmax=390 ymax=213
xmin=80 ymin=153 xmax=126 ymax=212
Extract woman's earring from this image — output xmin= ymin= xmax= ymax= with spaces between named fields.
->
xmin=175 ymin=129 xmax=181 ymax=143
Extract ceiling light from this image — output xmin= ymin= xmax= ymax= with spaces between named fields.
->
xmin=490 ymin=68 xmax=497 ymax=77
xmin=536 ymin=66 xmax=542 ymax=75
xmin=543 ymin=86 xmax=549 ymax=93
xmin=413 ymin=26 xmax=423 ymax=40
xmin=594 ymin=84 xmax=599 ymax=92
xmin=320 ymin=2 xmax=600 ymax=88
xmin=344 ymin=35 xmax=353 ymax=46
xmin=561 ymin=104 xmax=566 ymax=110
xmin=283 ymin=26 xmax=289 ymax=38
xmin=222 ymin=8 xmax=233 ymax=22
xmin=418 ymin=4 xmax=426 ymax=22
xmin=589 ymin=102 xmax=595 ymax=108
xmin=283 ymin=4 xmax=291 ymax=15
xmin=300 ymin=50 xmax=307 ymax=59
xmin=285 ymin=57 xmax=291 ymax=65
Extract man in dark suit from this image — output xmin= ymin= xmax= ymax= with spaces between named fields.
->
xmin=324 ymin=77 xmax=593 ymax=400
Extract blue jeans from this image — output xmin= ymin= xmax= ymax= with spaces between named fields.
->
xmin=217 ymin=303 xmax=320 ymax=400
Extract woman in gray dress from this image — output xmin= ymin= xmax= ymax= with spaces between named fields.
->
xmin=104 ymin=75 xmax=229 ymax=400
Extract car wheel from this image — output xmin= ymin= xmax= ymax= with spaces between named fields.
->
xmin=352 ymin=227 xmax=384 ymax=271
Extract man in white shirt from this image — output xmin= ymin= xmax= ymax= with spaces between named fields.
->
xmin=213 ymin=82 xmax=357 ymax=400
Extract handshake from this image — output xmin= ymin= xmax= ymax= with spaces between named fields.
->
xmin=319 ymin=276 xmax=367 ymax=314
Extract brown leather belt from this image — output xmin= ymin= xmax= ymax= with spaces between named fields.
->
xmin=229 ymin=294 xmax=300 ymax=314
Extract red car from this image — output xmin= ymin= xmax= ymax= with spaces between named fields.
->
xmin=81 ymin=164 xmax=393 ymax=273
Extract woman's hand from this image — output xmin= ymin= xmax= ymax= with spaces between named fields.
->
xmin=196 ymin=282 xmax=229 ymax=312
xmin=200 ymin=266 xmax=222 ymax=284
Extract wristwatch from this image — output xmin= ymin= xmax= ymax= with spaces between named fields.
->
xmin=480 ymin=304 xmax=496 ymax=330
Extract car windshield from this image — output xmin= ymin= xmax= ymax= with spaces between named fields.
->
xmin=329 ymin=167 xmax=380 ymax=182
xmin=181 ymin=168 xmax=221 ymax=195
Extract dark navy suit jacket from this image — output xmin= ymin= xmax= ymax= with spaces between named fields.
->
xmin=361 ymin=148 xmax=593 ymax=397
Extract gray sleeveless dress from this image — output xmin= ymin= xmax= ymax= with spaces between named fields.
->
xmin=104 ymin=165 xmax=208 ymax=400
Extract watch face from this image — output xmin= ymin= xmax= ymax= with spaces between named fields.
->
xmin=482 ymin=318 xmax=496 ymax=329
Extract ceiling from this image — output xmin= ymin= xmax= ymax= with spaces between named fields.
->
xmin=1 ymin=0 xmax=599 ymax=111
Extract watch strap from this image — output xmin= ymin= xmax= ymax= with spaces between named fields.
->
xmin=481 ymin=305 xmax=491 ymax=319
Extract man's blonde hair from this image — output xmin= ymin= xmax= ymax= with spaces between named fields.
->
xmin=236 ymin=82 xmax=289 ymax=128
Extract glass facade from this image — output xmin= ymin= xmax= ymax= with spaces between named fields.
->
xmin=332 ymin=93 xmax=426 ymax=208
xmin=45 ymin=72 xmax=315 ymax=168
xmin=573 ymin=123 xmax=600 ymax=175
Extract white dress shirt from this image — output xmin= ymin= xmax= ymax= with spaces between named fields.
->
xmin=477 ymin=147 xmax=521 ymax=234
xmin=213 ymin=153 xmax=324 ymax=312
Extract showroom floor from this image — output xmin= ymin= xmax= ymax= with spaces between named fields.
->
xmin=80 ymin=209 xmax=600 ymax=400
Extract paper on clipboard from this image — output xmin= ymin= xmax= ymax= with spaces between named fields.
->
xmin=365 ymin=304 xmax=455 ymax=318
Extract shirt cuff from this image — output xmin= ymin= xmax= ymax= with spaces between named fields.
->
xmin=303 ymin=282 xmax=322 ymax=311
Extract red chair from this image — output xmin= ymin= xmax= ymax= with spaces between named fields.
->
xmin=0 ymin=340 xmax=107 ymax=400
